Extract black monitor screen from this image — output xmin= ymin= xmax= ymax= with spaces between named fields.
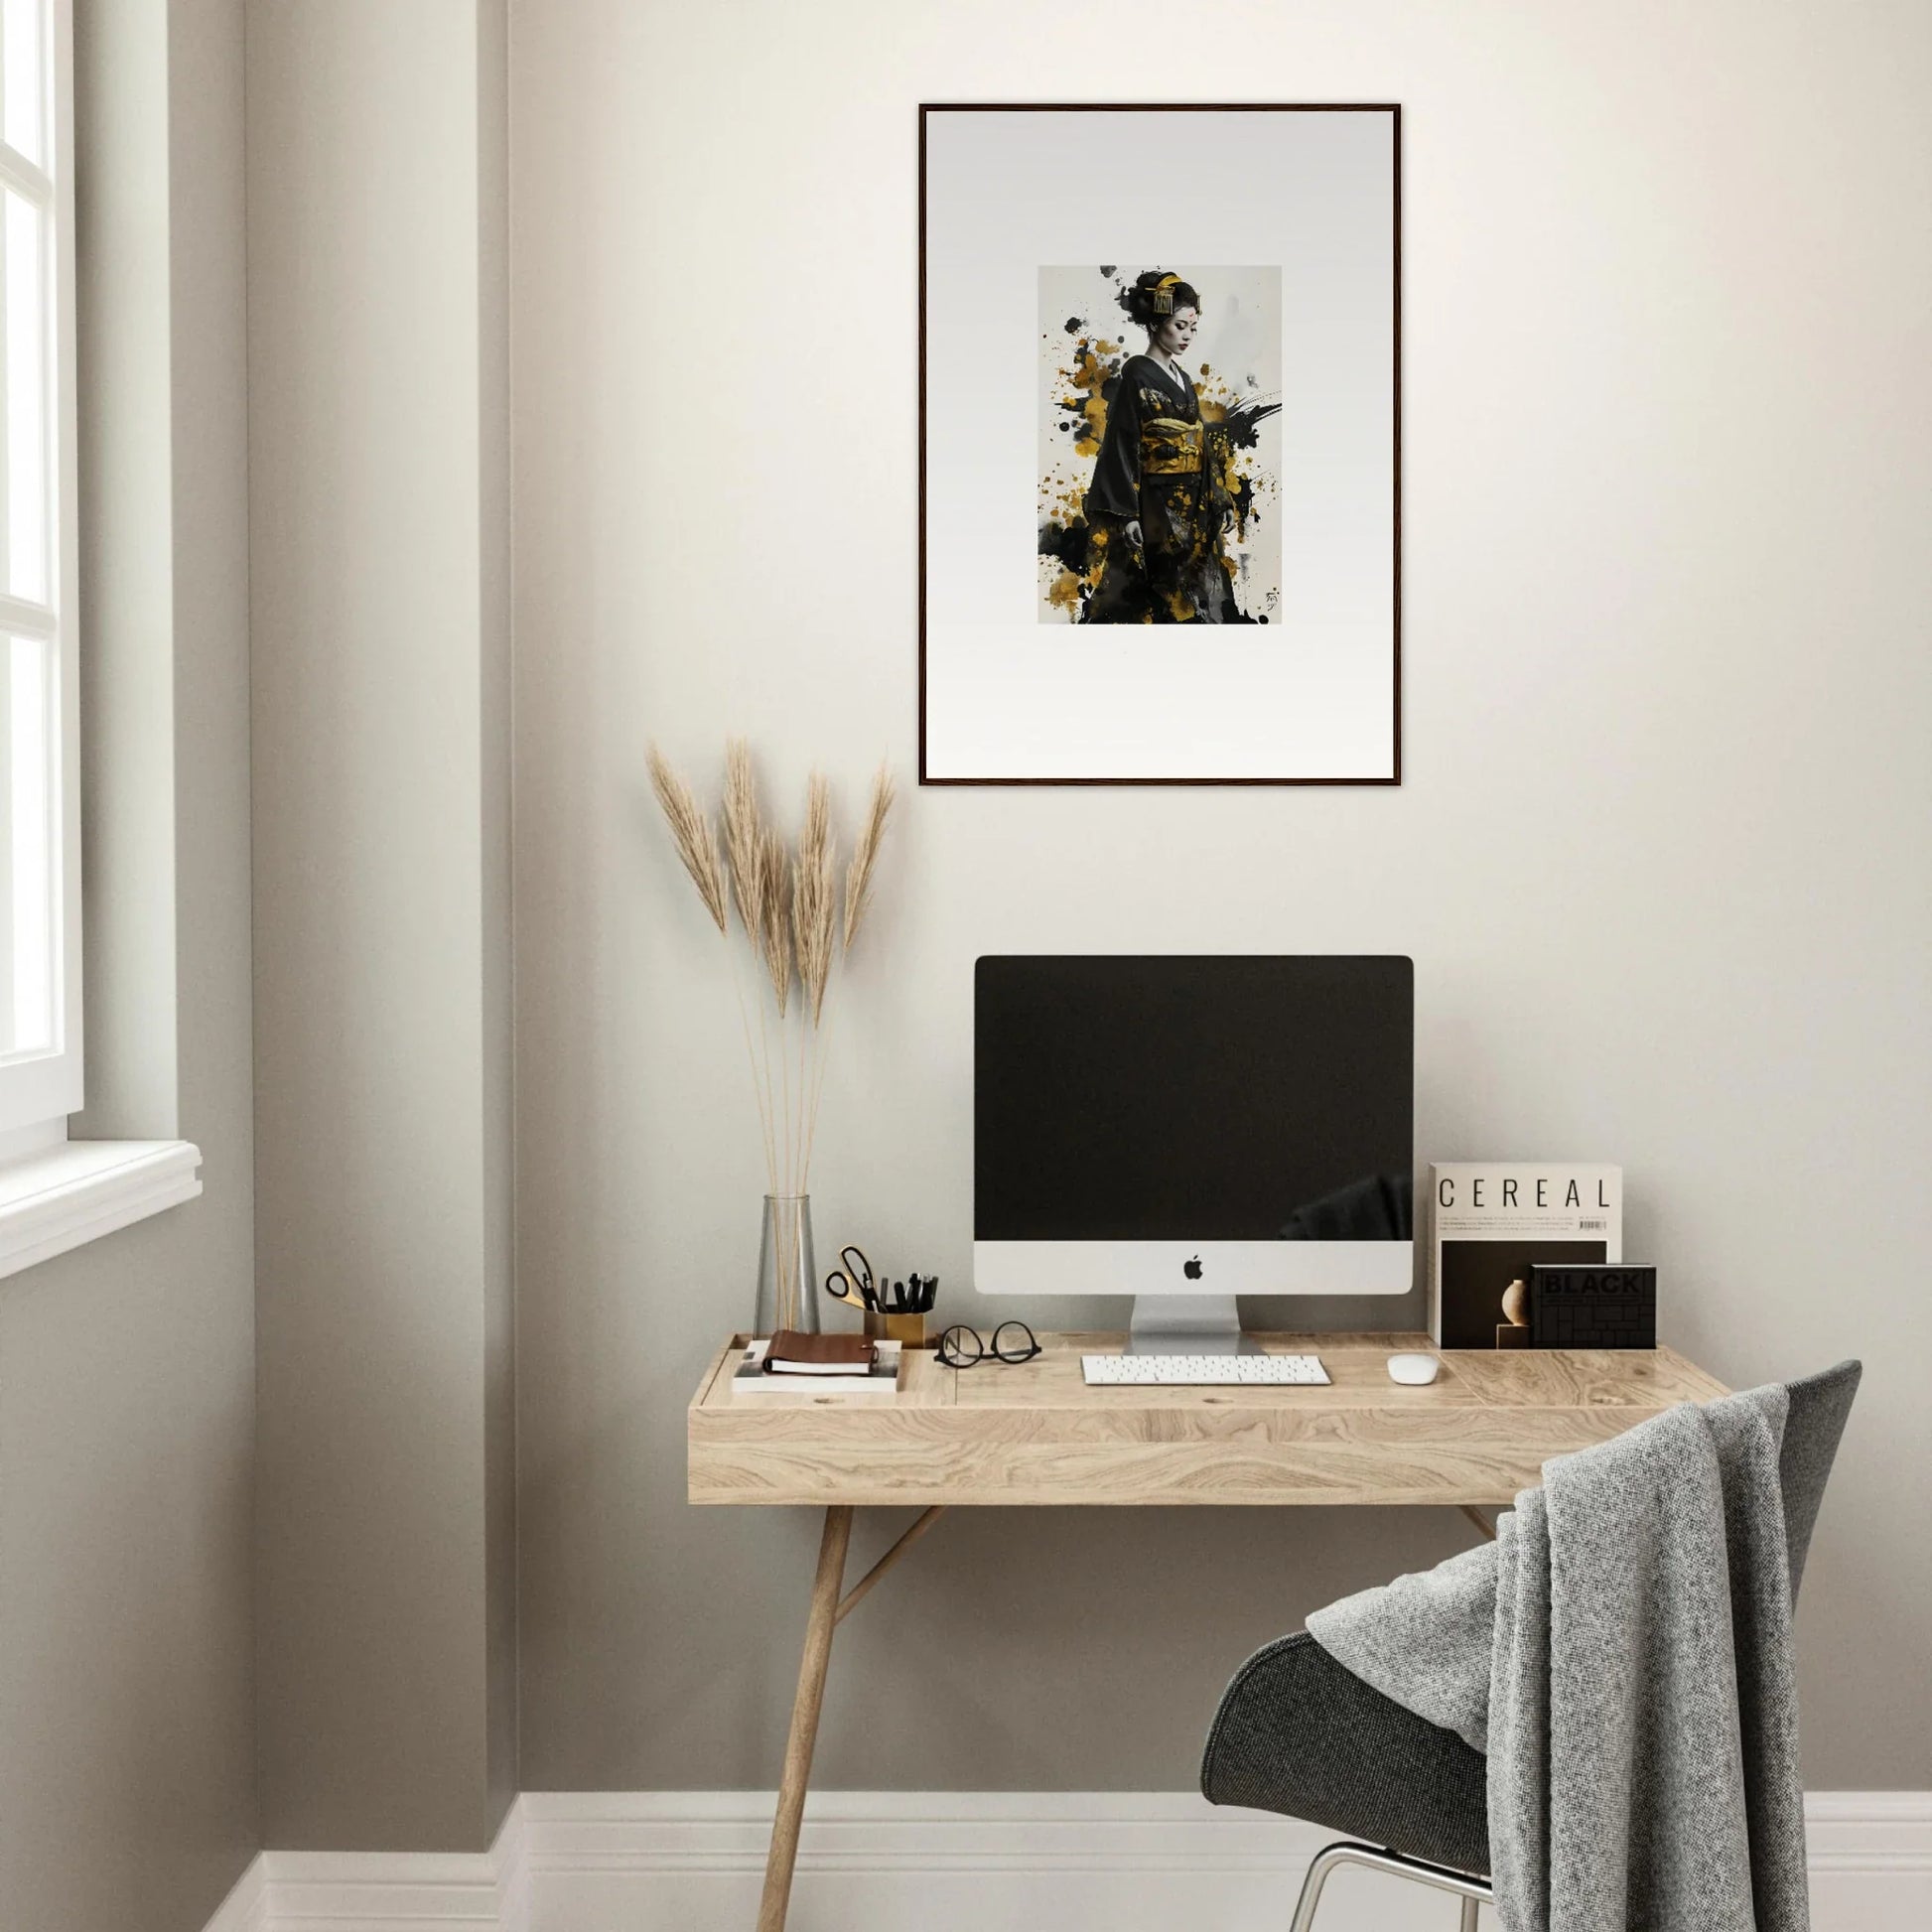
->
xmin=975 ymin=956 xmax=1414 ymax=1241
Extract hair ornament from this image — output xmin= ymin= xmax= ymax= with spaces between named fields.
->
xmin=1151 ymin=272 xmax=1181 ymax=316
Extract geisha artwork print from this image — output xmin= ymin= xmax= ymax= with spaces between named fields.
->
xmin=921 ymin=106 xmax=1400 ymax=784
xmin=1038 ymin=265 xmax=1284 ymax=627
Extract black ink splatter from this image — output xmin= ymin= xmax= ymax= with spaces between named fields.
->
xmin=1098 ymin=265 xmax=1116 ymax=277
xmin=1038 ymin=516 xmax=1093 ymax=572
xmin=1220 ymin=399 xmax=1283 ymax=451
xmin=1063 ymin=316 xmax=1084 ymax=334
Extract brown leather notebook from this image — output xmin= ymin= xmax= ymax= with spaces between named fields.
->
xmin=765 ymin=1330 xmax=877 ymax=1374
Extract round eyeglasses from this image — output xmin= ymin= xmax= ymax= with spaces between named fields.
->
xmin=935 ymin=1320 xmax=1041 ymax=1368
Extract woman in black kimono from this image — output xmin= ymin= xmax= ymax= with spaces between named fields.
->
xmin=1082 ymin=270 xmax=1239 ymax=624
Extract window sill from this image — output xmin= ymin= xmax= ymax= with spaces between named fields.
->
xmin=0 ymin=1140 xmax=203 ymax=1282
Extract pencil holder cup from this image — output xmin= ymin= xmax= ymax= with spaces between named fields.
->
xmin=866 ymin=1310 xmax=926 ymax=1348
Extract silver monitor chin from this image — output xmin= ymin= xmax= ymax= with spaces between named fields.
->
xmin=972 ymin=1240 xmax=1413 ymax=1301
xmin=973 ymin=1239 xmax=1414 ymax=1351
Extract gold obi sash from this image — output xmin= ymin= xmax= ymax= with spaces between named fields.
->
xmin=1141 ymin=416 xmax=1203 ymax=476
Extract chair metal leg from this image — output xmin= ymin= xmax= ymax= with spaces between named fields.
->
xmin=1287 ymin=1843 xmax=1351 ymax=1932
xmin=1289 ymin=1841 xmax=1493 ymax=1932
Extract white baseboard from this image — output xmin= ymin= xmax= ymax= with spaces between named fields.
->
xmin=198 ymin=1807 xmax=522 ymax=1932
xmin=202 ymin=1790 xmax=1932 ymax=1932
xmin=201 ymin=1854 xmax=265 ymax=1932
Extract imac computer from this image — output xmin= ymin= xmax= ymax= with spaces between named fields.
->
xmin=974 ymin=955 xmax=1414 ymax=1352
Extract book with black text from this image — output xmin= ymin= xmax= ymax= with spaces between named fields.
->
xmin=1429 ymin=1164 xmax=1622 ymax=1348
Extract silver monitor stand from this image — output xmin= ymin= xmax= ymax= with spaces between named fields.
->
xmin=1126 ymin=1294 xmax=1259 ymax=1356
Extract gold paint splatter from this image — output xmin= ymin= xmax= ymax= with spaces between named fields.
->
xmin=1040 ymin=297 xmax=1278 ymax=624
xmin=1057 ymin=337 xmax=1122 ymax=459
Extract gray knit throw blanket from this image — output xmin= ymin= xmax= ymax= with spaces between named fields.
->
xmin=1308 ymin=1387 xmax=1809 ymax=1932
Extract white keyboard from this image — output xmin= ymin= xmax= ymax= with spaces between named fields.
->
xmin=1081 ymin=1352 xmax=1329 ymax=1387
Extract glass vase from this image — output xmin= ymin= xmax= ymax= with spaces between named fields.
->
xmin=754 ymin=1193 xmax=818 ymax=1338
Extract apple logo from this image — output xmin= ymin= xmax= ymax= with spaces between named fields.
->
xmin=1183 ymin=1255 xmax=1203 ymax=1280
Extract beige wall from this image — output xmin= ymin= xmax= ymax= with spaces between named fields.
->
xmin=0 ymin=2 xmax=258 ymax=1928
xmin=249 ymin=0 xmax=516 ymax=1854
xmin=510 ymin=0 xmax=1932 ymax=1795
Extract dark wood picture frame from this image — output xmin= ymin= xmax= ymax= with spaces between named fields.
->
xmin=917 ymin=102 xmax=1402 ymax=787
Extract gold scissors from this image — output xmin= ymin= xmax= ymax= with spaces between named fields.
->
xmin=824 ymin=1244 xmax=879 ymax=1312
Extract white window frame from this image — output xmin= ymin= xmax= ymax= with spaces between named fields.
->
xmin=0 ymin=0 xmax=78 ymax=1146
xmin=0 ymin=0 xmax=200 ymax=1276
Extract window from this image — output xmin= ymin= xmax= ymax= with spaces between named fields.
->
xmin=0 ymin=0 xmax=76 ymax=1147
xmin=0 ymin=0 xmax=199 ymax=1269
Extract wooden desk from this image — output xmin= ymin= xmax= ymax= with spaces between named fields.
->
xmin=688 ymin=1331 xmax=1726 ymax=1931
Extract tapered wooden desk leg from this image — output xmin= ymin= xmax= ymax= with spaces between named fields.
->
xmin=757 ymin=1504 xmax=853 ymax=1932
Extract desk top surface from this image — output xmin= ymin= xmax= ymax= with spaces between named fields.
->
xmin=688 ymin=1332 xmax=1728 ymax=1508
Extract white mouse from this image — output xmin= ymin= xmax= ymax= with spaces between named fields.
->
xmin=1387 ymin=1352 xmax=1441 ymax=1386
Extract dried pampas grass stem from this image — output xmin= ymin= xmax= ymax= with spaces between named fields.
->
xmin=757 ymin=827 xmax=793 ymax=1019
xmin=790 ymin=772 xmax=838 ymax=1194
xmin=844 ymin=762 xmax=896 ymax=952
xmin=646 ymin=740 xmax=896 ymax=1198
xmin=723 ymin=739 xmax=762 ymax=940
xmin=802 ymin=763 xmax=891 ymax=1180
xmin=646 ymin=747 xmax=728 ymax=935
xmin=792 ymin=774 xmax=836 ymax=1026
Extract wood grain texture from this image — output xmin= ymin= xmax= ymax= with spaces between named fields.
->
xmin=757 ymin=1505 xmax=851 ymax=1932
xmin=688 ymin=1333 xmax=1729 ymax=1507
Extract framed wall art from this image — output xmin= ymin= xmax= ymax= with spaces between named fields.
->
xmin=918 ymin=104 xmax=1401 ymax=785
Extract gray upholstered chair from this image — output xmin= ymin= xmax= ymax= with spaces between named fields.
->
xmin=1200 ymin=1361 xmax=1861 ymax=1931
